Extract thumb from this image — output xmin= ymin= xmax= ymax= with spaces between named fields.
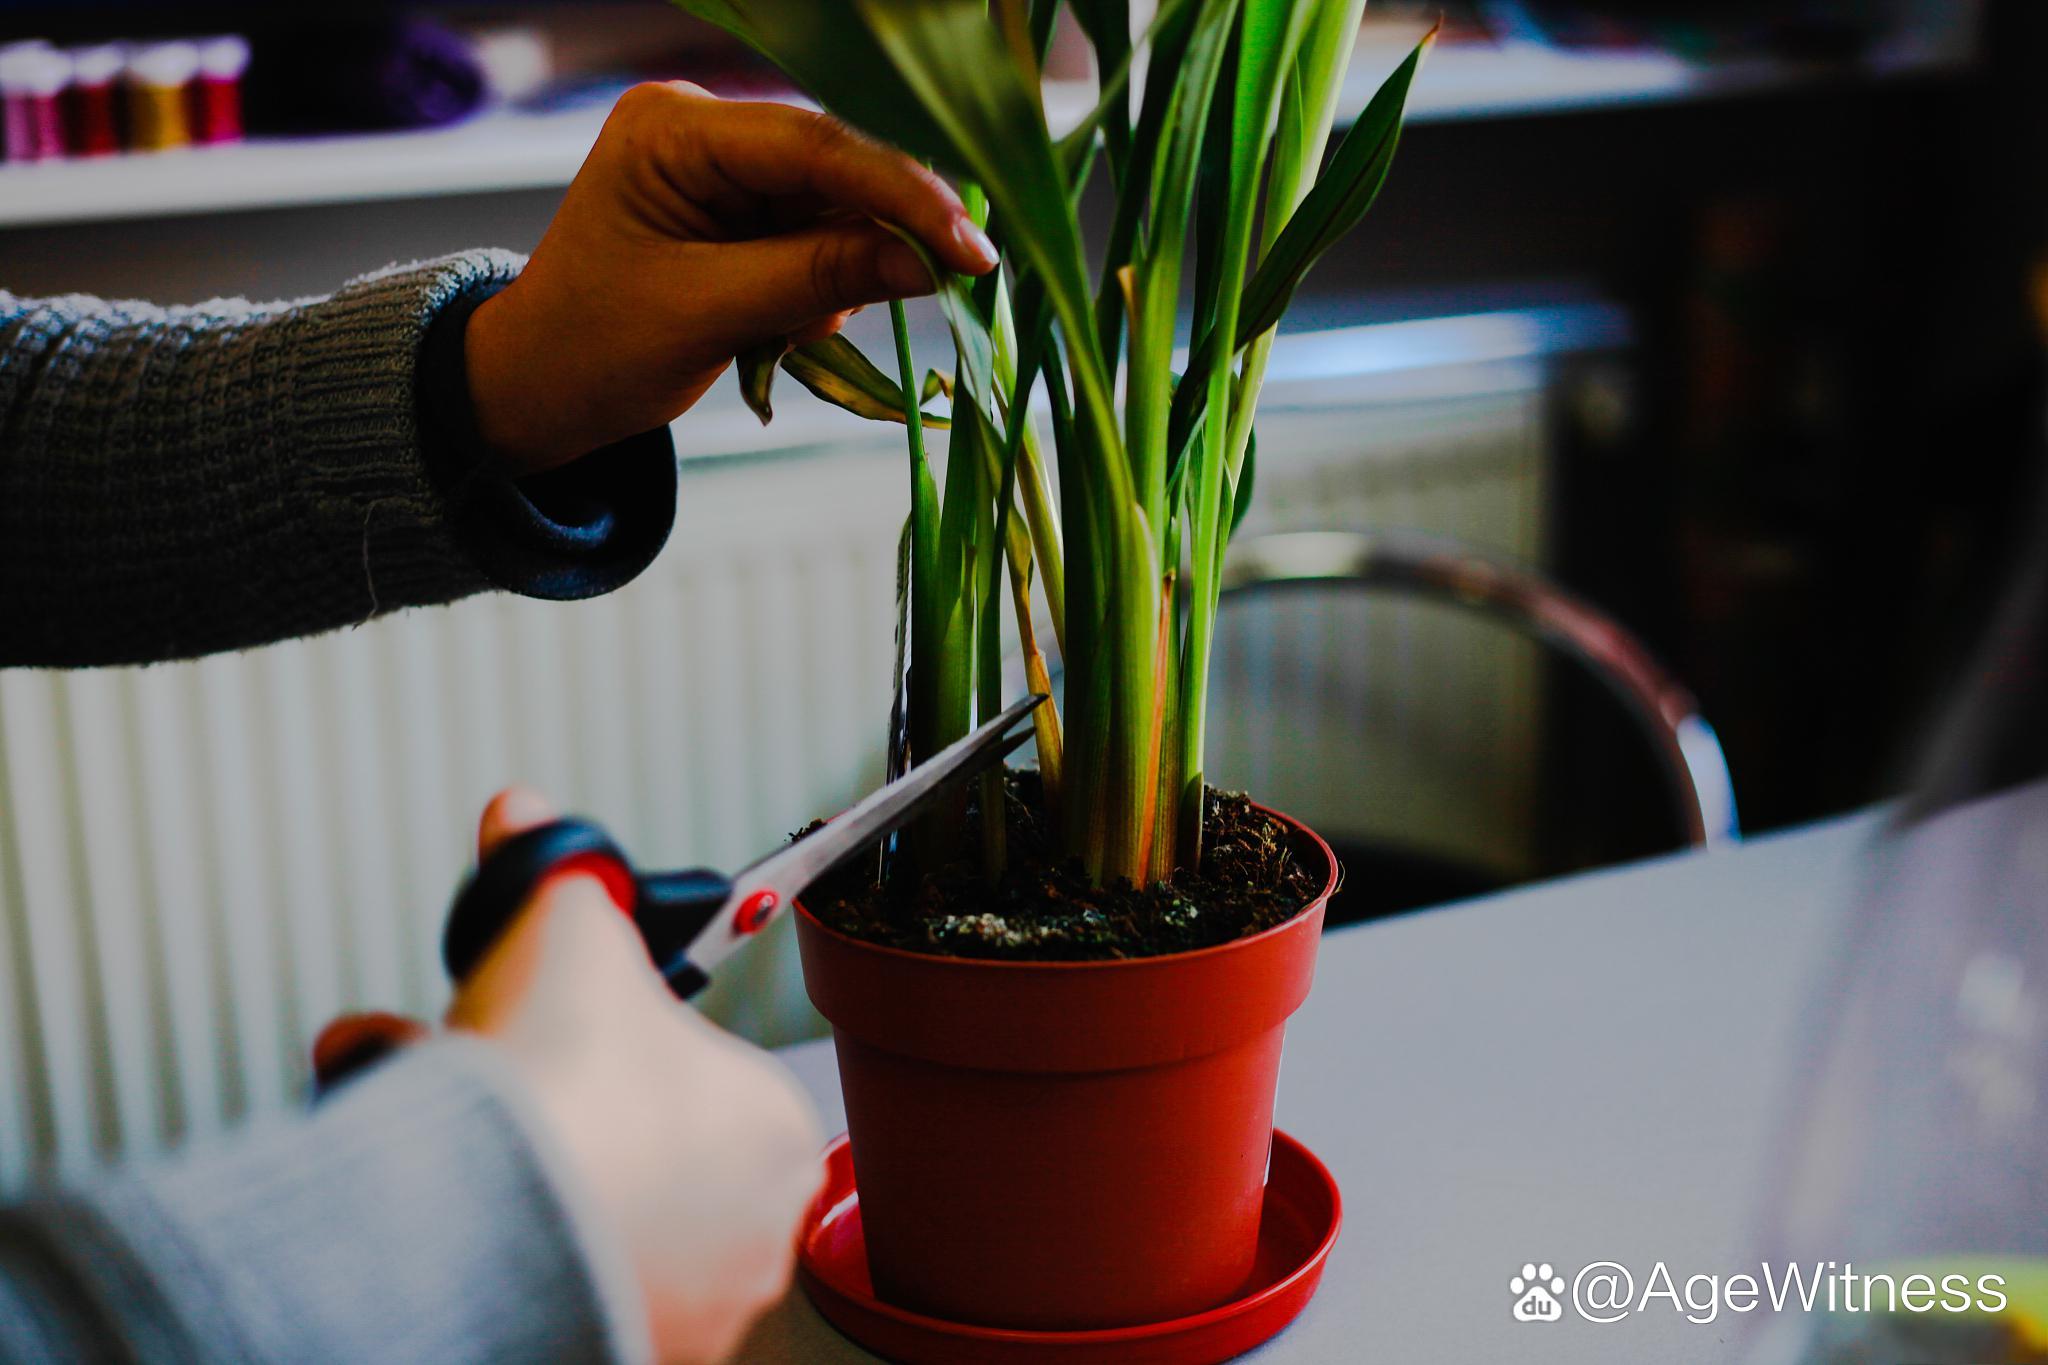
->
xmin=722 ymin=219 xmax=937 ymax=337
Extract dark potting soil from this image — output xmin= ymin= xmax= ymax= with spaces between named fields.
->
xmin=802 ymin=769 xmax=1327 ymax=961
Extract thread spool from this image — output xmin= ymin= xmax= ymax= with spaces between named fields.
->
xmin=0 ymin=40 xmax=47 ymax=161
xmin=62 ymin=43 xmax=124 ymax=157
xmin=0 ymin=42 xmax=70 ymax=164
xmin=127 ymin=40 xmax=198 ymax=151
xmin=192 ymin=35 xmax=248 ymax=144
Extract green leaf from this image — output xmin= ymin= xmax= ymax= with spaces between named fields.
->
xmin=853 ymin=0 xmax=1124 ymax=501
xmin=1270 ymin=0 xmax=1368 ymax=242
xmin=1065 ymin=0 xmax=1132 ymax=177
xmin=852 ymin=3 xmax=1087 ymax=304
xmin=1227 ymin=423 xmax=1256 ymax=540
xmin=1165 ymin=23 xmax=1434 ymax=465
xmin=891 ymin=300 xmax=948 ymax=775
xmin=1053 ymin=37 xmax=1138 ymax=182
xmin=1172 ymin=0 xmax=1319 ymax=870
xmin=993 ymin=0 xmax=1038 ymax=79
xmin=886 ymin=511 xmax=912 ymax=788
xmin=925 ymin=349 xmax=986 ymax=760
xmin=780 ymin=335 xmax=950 ymax=429
xmin=1238 ymin=21 xmax=1436 ymax=342
xmin=736 ymin=339 xmax=786 ymax=424
xmin=1090 ymin=0 xmax=1215 ymax=367
xmin=1058 ymin=2 xmax=1185 ymax=192
xmin=1056 ymin=0 xmax=1138 ymax=179
xmin=994 ymin=270 xmax=1068 ymax=652
xmin=880 ymin=224 xmax=999 ymax=428
xmin=1028 ymin=0 xmax=1061 ymax=62
xmin=1065 ymin=2 xmax=1132 ymax=84
xmin=1125 ymin=0 xmax=1235 ymax=538
xmin=666 ymin=1 xmax=959 ymax=169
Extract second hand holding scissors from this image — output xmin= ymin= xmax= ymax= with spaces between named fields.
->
xmin=441 ymin=693 xmax=1044 ymax=998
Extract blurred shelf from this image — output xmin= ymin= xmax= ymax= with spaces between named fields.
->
xmin=0 ymin=33 xmax=1968 ymax=231
xmin=1361 ymin=26 xmax=1965 ymax=124
xmin=0 ymin=99 xmax=618 ymax=228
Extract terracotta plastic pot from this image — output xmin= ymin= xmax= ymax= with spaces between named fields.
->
xmin=795 ymin=807 xmax=1336 ymax=1331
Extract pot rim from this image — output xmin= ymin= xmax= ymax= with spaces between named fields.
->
xmin=795 ymin=799 xmax=1338 ymax=974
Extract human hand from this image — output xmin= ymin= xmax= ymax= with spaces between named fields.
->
xmin=313 ymin=787 xmax=824 ymax=1365
xmin=465 ymin=81 xmax=997 ymax=474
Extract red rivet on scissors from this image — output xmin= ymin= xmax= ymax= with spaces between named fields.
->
xmin=734 ymin=889 xmax=778 ymax=935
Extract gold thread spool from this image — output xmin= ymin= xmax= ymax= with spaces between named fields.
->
xmin=126 ymin=42 xmax=199 ymax=152
xmin=128 ymin=79 xmax=190 ymax=150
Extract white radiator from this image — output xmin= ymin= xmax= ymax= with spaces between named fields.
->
xmin=0 ymin=306 xmax=1614 ymax=1188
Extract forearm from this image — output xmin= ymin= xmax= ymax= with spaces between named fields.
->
xmin=0 ymin=252 xmax=676 ymax=667
xmin=0 ymin=1038 xmax=650 ymax=1365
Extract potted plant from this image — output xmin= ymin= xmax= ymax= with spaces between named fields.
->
xmin=674 ymin=0 xmax=1431 ymax=1340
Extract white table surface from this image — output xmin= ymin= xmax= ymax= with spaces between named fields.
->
xmin=739 ymin=807 xmax=1884 ymax=1363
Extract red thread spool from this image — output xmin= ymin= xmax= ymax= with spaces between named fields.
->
xmin=63 ymin=44 xmax=123 ymax=158
xmin=192 ymin=35 xmax=248 ymax=145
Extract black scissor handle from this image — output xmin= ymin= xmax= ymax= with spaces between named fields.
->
xmin=443 ymin=817 xmax=732 ymax=998
xmin=443 ymin=818 xmax=637 ymax=984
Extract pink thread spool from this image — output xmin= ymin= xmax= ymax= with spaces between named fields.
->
xmin=0 ymin=42 xmax=70 ymax=163
xmin=62 ymin=43 xmax=124 ymax=157
xmin=192 ymin=35 xmax=248 ymax=145
xmin=0 ymin=40 xmax=47 ymax=161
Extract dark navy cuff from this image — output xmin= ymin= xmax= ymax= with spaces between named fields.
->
xmin=415 ymin=281 xmax=676 ymax=601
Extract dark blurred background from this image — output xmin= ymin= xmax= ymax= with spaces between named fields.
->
xmin=2 ymin=0 xmax=2034 ymax=867
xmin=0 ymin=0 xmax=2036 ymax=1066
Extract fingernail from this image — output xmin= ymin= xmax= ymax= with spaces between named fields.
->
xmin=953 ymin=216 xmax=998 ymax=271
xmin=880 ymin=241 xmax=936 ymax=296
xmin=495 ymin=785 xmax=554 ymax=828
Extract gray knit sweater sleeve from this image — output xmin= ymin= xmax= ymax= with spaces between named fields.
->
xmin=0 ymin=251 xmax=676 ymax=666
xmin=0 ymin=1038 xmax=652 ymax=1364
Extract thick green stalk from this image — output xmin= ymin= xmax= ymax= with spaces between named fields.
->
xmin=893 ymin=301 xmax=941 ymax=765
xmin=982 ymin=287 xmax=1068 ymax=811
xmin=932 ymin=351 xmax=982 ymax=758
xmin=1104 ymin=513 xmax=1160 ymax=883
xmin=969 ymin=407 xmax=1060 ymax=658
xmin=1013 ymin=428 xmax=1066 ymax=652
xmin=1127 ymin=0 xmax=1234 ymax=554
xmin=1178 ymin=0 xmax=1314 ymax=866
xmin=857 ymin=0 xmax=1148 ymax=883
xmin=894 ymin=299 xmax=970 ymax=872
xmin=1045 ymin=345 xmax=1111 ymax=877
xmin=1085 ymin=0 xmax=1235 ymax=886
xmin=1050 ymin=287 xmax=1152 ymax=888
xmin=1007 ymin=545 xmax=1064 ymax=815
xmin=975 ymin=471 xmax=1006 ymax=878
xmin=988 ymin=274 xmax=1066 ymax=654
xmin=1149 ymin=512 xmax=1185 ymax=874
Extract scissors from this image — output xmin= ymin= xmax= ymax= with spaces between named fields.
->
xmin=440 ymin=693 xmax=1044 ymax=999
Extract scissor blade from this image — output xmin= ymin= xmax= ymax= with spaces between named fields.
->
xmin=683 ymin=693 xmax=1044 ymax=976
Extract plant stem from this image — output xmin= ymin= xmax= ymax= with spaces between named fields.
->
xmin=1014 ymin=426 xmax=1066 ymax=652
xmin=1008 ymin=550 xmax=1064 ymax=815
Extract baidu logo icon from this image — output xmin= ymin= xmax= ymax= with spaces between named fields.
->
xmin=1510 ymin=1263 xmax=1567 ymax=1322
